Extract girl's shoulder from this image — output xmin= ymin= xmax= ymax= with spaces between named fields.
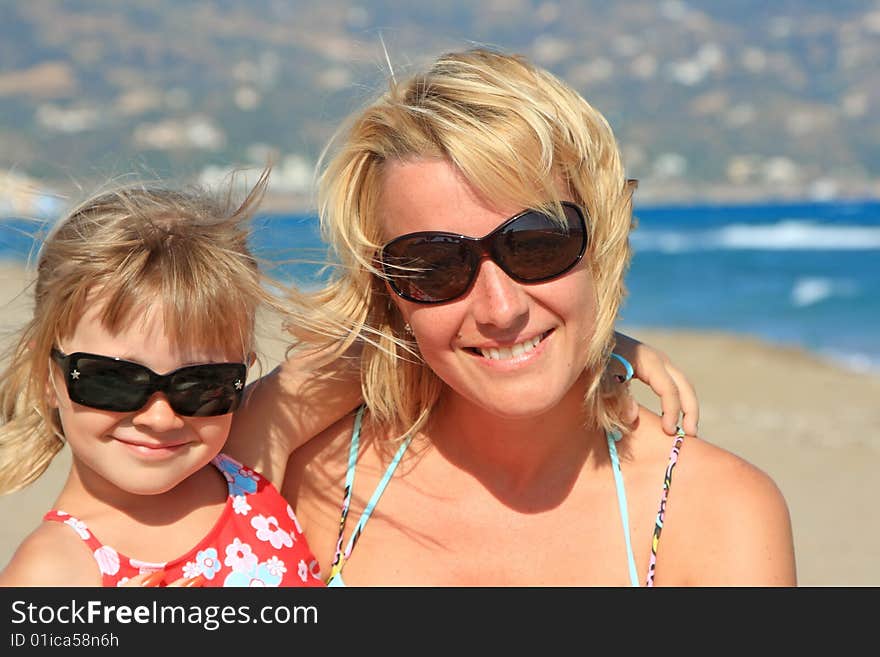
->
xmin=0 ymin=520 xmax=99 ymax=586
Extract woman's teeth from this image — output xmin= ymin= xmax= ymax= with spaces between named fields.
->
xmin=478 ymin=333 xmax=544 ymax=360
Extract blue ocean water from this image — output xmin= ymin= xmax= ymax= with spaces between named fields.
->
xmin=2 ymin=200 xmax=879 ymax=373
xmin=623 ymin=200 xmax=880 ymax=373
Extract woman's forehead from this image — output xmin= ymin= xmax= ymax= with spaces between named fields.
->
xmin=377 ymin=159 xmax=569 ymax=239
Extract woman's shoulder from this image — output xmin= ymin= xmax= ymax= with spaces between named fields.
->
xmin=282 ymin=407 xmax=363 ymax=500
xmin=632 ymin=409 xmax=796 ymax=585
xmin=0 ymin=521 xmax=99 ymax=586
xmin=631 ymin=407 xmax=785 ymax=499
xmin=289 ymin=406 xmax=363 ymax=467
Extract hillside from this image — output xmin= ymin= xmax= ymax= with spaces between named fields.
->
xmin=2 ymin=0 xmax=879 ymax=211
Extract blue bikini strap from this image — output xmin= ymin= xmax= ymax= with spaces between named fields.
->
xmin=607 ymin=429 xmax=640 ymax=587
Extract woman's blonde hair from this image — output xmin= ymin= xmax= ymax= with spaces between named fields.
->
xmin=0 ymin=169 xmax=278 ymax=494
xmin=294 ymin=47 xmax=636 ymax=440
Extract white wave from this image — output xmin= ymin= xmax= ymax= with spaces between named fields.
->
xmin=791 ymin=278 xmax=834 ymax=307
xmin=790 ymin=277 xmax=859 ymax=307
xmin=632 ymin=220 xmax=880 ymax=253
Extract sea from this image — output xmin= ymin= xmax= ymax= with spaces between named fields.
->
xmin=2 ymin=199 xmax=879 ymax=375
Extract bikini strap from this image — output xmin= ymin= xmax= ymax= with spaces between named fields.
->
xmin=607 ymin=426 xmax=688 ymax=587
xmin=645 ymin=428 xmax=685 ymax=587
xmin=327 ymin=405 xmax=414 ymax=582
xmin=43 ymin=510 xmax=105 ymax=553
xmin=606 ymin=430 xmax=640 ymax=587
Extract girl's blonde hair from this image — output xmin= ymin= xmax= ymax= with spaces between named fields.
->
xmin=0 ymin=169 xmax=278 ymax=494
xmin=293 ymin=47 xmax=636 ymax=440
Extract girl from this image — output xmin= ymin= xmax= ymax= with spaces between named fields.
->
xmin=0 ymin=172 xmax=326 ymax=587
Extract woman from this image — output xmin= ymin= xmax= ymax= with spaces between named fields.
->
xmin=277 ymin=48 xmax=796 ymax=586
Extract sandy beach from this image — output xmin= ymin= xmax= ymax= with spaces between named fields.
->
xmin=0 ymin=262 xmax=877 ymax=586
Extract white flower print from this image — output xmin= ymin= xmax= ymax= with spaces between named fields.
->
xmin=224 ymin=539 xmax=258 ymax=573
xmin=232 ymin=495 xmax=251 ymax=516
xmin=297 ymin=559 xmax=309 ymax=583
xmin=64 ymin=517 xmax=90 ymax=540
xmin=116 ymin=577 xmax=130 ymax=587
xmin=182 ymin=561 xmax=202 ymax=579
xmin=251 ymin=515 xmax=293 ymax=550
xmin=93 ymin=546 xmax=120 ymax=576
xmin=264 ymin=556 xmax=286 ymax=578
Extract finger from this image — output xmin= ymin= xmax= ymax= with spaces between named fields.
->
xmin=121 ymin=571 xmax=165 ymax=587
xmin=166 ymin=575 xmax=206 ymax=588
xmin=666 ymin=367 xmax=699 ymax=435
xmin=657 ymin=377 xmax=682 ymax=436
xmin=630 ymin=354 xmax=682 ymax=435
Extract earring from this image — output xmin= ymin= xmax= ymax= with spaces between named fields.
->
xmin=404 ymin=323 xmax=413 ymax=335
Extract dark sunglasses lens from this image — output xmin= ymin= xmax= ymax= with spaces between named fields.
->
xmin=69 ymin=357 xmax=150 ymax=412
xmin=493 ymin=206 xmax=586 ymax=281
xmin=383 ymin=236 xmax=477 ymax=302
xmin=168 ymin=364 xmax=244 ymax=416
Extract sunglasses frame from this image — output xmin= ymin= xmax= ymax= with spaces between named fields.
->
xmin=50 ymin=348 xmax=247 ymax=417
xmin=379 ymin=201 xmax=588 ymax=304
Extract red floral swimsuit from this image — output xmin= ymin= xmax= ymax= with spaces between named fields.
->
xmin=43 ymin=453 xmax=325 ymax=587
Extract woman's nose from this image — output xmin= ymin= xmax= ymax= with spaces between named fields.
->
xmin=468 ymin=259 xmax=530 ymax=330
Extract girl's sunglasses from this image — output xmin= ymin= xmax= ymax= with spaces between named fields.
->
xmin=378 ymin=202 xmax=588 ymax=304
xmin=50 ymin=348 xmax=247 ymax=417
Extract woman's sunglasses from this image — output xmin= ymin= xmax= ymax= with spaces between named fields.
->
xmin=378 ymin=202 xmax=588 ymax=304
xmin=50 ymin=348 xmax=247 ymax=417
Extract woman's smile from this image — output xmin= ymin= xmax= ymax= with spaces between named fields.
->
xmin=464 ymin=329 xmax=553 ymax=366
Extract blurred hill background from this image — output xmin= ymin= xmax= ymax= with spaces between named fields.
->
xmin=2 ymin=0 xmax=880 ymax=215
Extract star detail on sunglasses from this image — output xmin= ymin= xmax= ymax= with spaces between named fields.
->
xmin=71 ymin=369 xmax=80 ymax=380
xmin=234 ymin=379 xmax=243 ymax=390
